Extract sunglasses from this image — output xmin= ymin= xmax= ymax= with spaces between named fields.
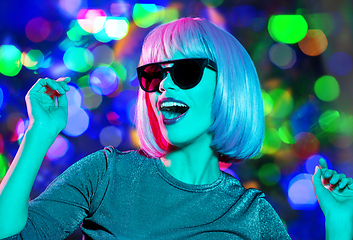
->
xmin=136 ymin=58 xmax=217 ymax=92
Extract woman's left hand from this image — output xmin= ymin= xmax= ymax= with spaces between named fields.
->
xmin=312 ymin=158 xmax=353 ymax=220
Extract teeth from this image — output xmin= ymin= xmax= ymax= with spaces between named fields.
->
xmin=160 ymin=102 xmax=188 ymax=109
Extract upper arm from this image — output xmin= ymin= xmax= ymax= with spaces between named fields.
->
xmin=7 ymin=148 xmax=110 ymax=239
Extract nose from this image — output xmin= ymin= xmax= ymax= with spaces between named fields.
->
xmin=158 ymin=71 xmax=176 ymax=92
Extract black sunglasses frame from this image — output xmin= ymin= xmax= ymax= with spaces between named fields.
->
xmin=136 ymin=58 xmax=217 ymax=92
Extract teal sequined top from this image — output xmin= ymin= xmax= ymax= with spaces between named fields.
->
xmin=6 ymin=146 xmax=291 ymax=239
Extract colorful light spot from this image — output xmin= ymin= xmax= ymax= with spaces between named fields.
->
xmin=63 ymin=106 xmax=89 ymax=137
xmin=132 ymin=4 xmax=161 ymax=28
xmin=319 ymin=110 xmax=340 ymax=133
xmin=99 ymin=126 xmax=123 ymax=147
xmin=0 ymin=155 xmax=8 ymax=179
xmin=106 ymin=111 xmax=121 ymax=125
xmin=291 ymin=132 xmax=319 ymax=160
xmin=268 ymin=88 xmax=294 ymax=119
xmin=105 ymin=17 xmax=129 ymax=40
xmin=130 ymin=128 xmax=141 ymax=148
xmin=201 ymin=0 xmax=224 ymax=7
xmin=63 ymin=47 xmax=94 ymax=72
xmin=0 ymin=87 xmax=4 ymax=110
xmin=269 ymin=43 xmax=297 ymax=69
xmin=298 ymin=29 xmax=328 ymax=56
xmin=314 ymin=75 xmax=339 ymax=102
xmin=328 ymin=52 xmax=353 ymax=76
xmin=112 ymin=90 xmax=138 ymax=125
xmin=338 ymin=113 xmax=353 ymax=135
xmin=89 ymin=66 xmax=119 ymax=95
xmin=288 ymin=173 xmax=318 ymax=210
xmin=0 ymin=45 xmax=22 ymax=77
xmin=278 ymin=120 xmax=295 ymax=144
xmin=268 ymin=15 xmax=308 ymax=44
xmin=59 ymin=0 xmax=82 ymax=15
xmin=77 ymin=9 xmax=107 ymax=33
xmin=25 ymin=17 xmax=50 ymax=42
xmin=305 ymin=155 xmax=326 ymax=174
xmin=110 ymin=3 xmax=131 ymax=16
xmin=80 ymin=87 xmax=102 ymax=109
xmin=261 ymin=90 xmax=273 ymax=116
xmin=46 ymin=135 xmax=69 ymax=161
xmin=262 ymin=128 xmax=281 ymax=154
xmin=92 ymin=45 xmax=114 ymax=67
xmin=160 ymin=7 xmax=179 ymax=24
xmin=258 ymin=163 xmax=281 ymax=186
xmin=21 ymin=49 xmax=44 ymax=70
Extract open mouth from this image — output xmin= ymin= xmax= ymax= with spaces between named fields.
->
xmin=161 ymin=105 xmax=189 ymax=120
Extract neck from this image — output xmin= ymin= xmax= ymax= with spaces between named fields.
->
xmin=161 ymin=140 xmax=221 ymax=185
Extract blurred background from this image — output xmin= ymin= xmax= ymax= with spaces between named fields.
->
xmin=1 ymin=0 xmax=353 ymax=239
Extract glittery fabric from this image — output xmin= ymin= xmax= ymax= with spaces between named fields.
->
xmin=5 ymin=146 xmax=291 ymax=239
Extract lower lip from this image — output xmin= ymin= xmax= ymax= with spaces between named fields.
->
xmin=162 ymin=111 xmax=188 ymax=125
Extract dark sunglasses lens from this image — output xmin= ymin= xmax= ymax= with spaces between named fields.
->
xmin=174 ymin=60 xmax=201 ymax=88
xmin=141 ymin=65 xmax=162 ymax=91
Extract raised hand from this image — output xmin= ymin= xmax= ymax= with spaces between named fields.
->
xmin=25 ymin=77 xmax=71 ymax=136
xmin=312 ymin=158 xmax=353 ymax=239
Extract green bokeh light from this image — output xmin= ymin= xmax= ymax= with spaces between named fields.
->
xmin=63 ymin=47 xmax=94 ymax=72
xmin=0 ymin=45 xmax=23 ymax=77
xmin=201 ymin=0 xmax=224 ymax=8
xmin=160 ymin=8 xmax=179 ymax=24
xmin=314 ymin=75 xmax=340 ymax=102
xmin=339 ymin=113 xmax=353 ymax=135
xmin=0 ymin=155 xmax=9 ymax=179
xmin=262 ymin=128 xmax=282 ymax=154
xmin=268 ymin=88 xmax=294 ymax=119
xmin=258 ymin=163 xmax=281 ymax=186
xmin=278 ymin=120 xmax=296 ymax=144
xmin=132 ymin=4 xmax=161 ymax=28
xmin=268 ymin=15 xmax=308 ymax=44
xmin=25 ymin=49 xmax=44 ymax=70
xmin=261 ymin=90 xmax=273 ymax=116
xmin=67 ymin=20 xmax=89 ymax=42
xmin=319 ymin=110 xmax=341 ymax=133
xmin=112 ymin=62 xmax=127 ymax=82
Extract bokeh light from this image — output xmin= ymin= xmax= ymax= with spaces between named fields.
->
xmin=0 ymin=155 xmax=8 ymax=179
xmin=278 ymin=120 xmax=295 ymax=144
xmin=46 ymin=135 xmax=69 ymax=161
xmin=132 ymin=4 xmax=162 ymax=28
xmin=268 ymin=88 xmax=294 ymax=119
xmin=0 ymin=45 xmax=23 ymax=77
xmin=319 ymin=110 xmax=340 ymax=133
xmin=314 ymin=75 xmax=340 ymax=102
xmin=262 ymin=128 xmax=282 ymax=154
xmin=258 ymin=163 xmax=281 ymax=186
xmin=201 ymin=0 xmax=224 ymax=8
xmin=298 ymin=29 xmax=328 ymax=56
xmin=268 ymin=43 xmax=297 ymax=69
xmin=92 ymin=45 xmax=114 ymax=67
xmin=63 ymin=47 xmax=94 ymax=72
xmin=59 ymin=0 xmax=83 ymax=15
xmin=63 ymin=106 xmax=90 ymax=137
xmin=77 ymin=9 xmax=107 ymax=33
xmin=99 ymin=125 xmax=123 ymax=147
xmin=21 ymin=49 xmax=44 ymax=70
xmin=89 ymin=66 xmax=119 ymax=95
xmin=25 ymin=17 xmax=50 ymax=42
xmin=291 ymin=132 xmax=319 ymax=160
xmin=268 ymin=15 xmax=308 ymax=44
xmin=288 ymin=173 xmax=318 ymax=210
xmin=261 ymin=90 xmax=273 ymax=116
xmin=328 ymin=52 xmax=353 ymax=76
xmin=104 ymin=17 xmax=129 ymax=40
xmin=80 ymin=87 xmax=103 ymax=109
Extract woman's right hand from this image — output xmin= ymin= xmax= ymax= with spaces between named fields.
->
xmin=25 ymin=77 xmax=71 ymax=136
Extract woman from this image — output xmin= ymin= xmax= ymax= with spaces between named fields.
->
xmin=0 ymin=17 xmax=352 ymax=239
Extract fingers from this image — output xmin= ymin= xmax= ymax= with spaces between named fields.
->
xmin=28 ymin=77 xmax=71 ymax=97
xmin=319 ymin=158 xmax=328 ymax=170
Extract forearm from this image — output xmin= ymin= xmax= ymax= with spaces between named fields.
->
xmin=0 ymin=126 xmax=56 ymax=238
xmin=325 ymin=217 xmax=353 ymax=240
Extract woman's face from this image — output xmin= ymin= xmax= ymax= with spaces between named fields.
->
xmin=148 ymin=52 xmax=217 ymax=148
